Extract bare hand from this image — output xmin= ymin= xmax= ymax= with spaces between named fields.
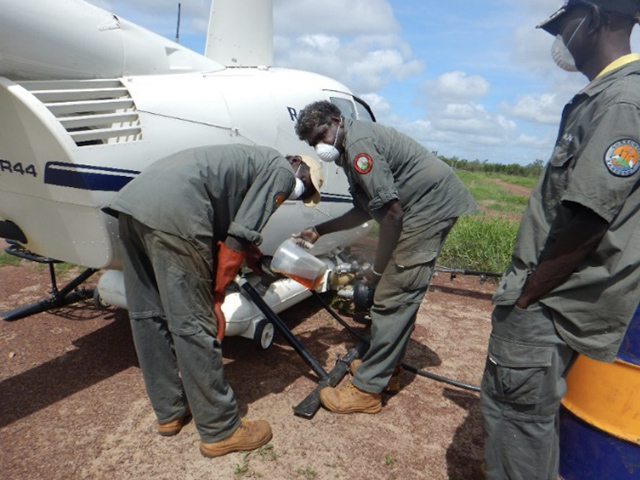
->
xmin=293 ymin=227 xmax=319 ymax=245
xmin=515 ymin=296 xmax=530 ymax=309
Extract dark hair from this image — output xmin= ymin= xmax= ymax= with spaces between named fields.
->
xmin=295 ymin=101 xmax=342 ymax=141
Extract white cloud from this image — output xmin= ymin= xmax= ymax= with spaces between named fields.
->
xmin=500 ymin=93 xmax=562 ymax=125
xmin=275 ymin=34 xmax=424 ymax=94
xmin=269 ymin=0 xmax=424 ymax=95
xmin=360 ymin=93 xmax=391 ymax=116
xmin=433 ymin=105 xmax=516 ymax=138
xmin=510 ymin=24 xmax=556 ymax=74
xmin=423 ymin=71 xmax=490 ymax=104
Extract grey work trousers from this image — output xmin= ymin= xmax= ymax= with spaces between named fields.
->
xmin=118 ymin=214 xmax=240 ymax=443
xmin=480 ymin=303 xmax=576 ymax=480
xmin=352 ymin=218 xmax=456 ymax=394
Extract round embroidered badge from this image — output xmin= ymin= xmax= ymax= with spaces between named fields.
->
xmin=353 ymin=153 xmax=373 ymax=174
xmin=274 ymin=191 xmax=286 ymax=208
xmin=604 ymin=139 xmax=640 ymax=177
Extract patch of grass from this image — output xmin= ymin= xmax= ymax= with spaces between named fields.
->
xmin=483 ymin=202 xmax=524 ymax=214
xmin=231 ymin=444 xmax=284 ymax=478
xmin=439 ymin=171 xmax=526 ymax=274
xmin=439 ymin=214 xmax=519 ymax=274
xmin=458 ymin=170 xmax=538 ymax=189
xmin=296 ymin=466 xmax=317 ymax=479
xmin=492 ymin=173 xmax=537 ymax=189
xmin=0 ymin=250 xmax=22 ymax=267
xmin=257 ymin=443 xmax=279 ymax=462
xmin=384 ymin=453 xmax=395 ymax=466
xmin=233 ymin=453 xmax=251 ymax=479
xmin=456 ymin=170 xmax=529 ymax=211
xmin=0 ymin=246 xmax=78 ymax=273
xmin=53 ymin=262 xmax=78 ymax=274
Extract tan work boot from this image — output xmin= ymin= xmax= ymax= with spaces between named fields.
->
xmin=350 ymin=359 xmax=402 ymax=393
xmin=157 ymin=408 xmax=192 ymax=436
xmin=200 ymin=419 xmax=273 ymax=458
xmin=319 ymin=382 xmax=382 ymax=414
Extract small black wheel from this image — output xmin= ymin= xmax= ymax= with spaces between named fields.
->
xmin=253 ymin=319 xmax=275 ymax=350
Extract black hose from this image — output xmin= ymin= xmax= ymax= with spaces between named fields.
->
xmin=400 ymin=362 xmax=480 ymax=392
xmin=312 ymin=291 xmax=369 ymax=344
xmin=242 ymin=281 xmax=329 ymax=381
xmin=435 ymin=265 xmax=503 ymax=280
xmin=311 ymin=291 xmax=481 ymax=393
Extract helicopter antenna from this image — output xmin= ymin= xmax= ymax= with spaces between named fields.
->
xmin=175 ymin=3 xmax=181 ymax=43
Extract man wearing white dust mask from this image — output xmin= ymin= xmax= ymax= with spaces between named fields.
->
xmin=105 ymin=145 xmax=321 ymax=459
xmin=293 ymin=100 xmax=476 ymax=415
xmin=480 ymin=1 xmax=640 ymax=479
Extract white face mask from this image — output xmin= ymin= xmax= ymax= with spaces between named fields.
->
xmin=551 ymin=35 xmax=578 ymax=71
xmin=314 ymin=117 xmax=343 ymax=163
xmin=288 ymin=177 xmax=305 ymax=199
xmin=288 ymin=164 xmax=305 ymax=200
xmin=551 ymin=14 xmax=588 ymax=72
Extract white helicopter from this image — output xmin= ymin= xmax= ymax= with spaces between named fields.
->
xmin=0 ymin=0 xmax=374 ymax=348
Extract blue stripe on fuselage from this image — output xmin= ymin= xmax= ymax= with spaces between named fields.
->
xmin=44 ymin=162 xmax=139 ymax=192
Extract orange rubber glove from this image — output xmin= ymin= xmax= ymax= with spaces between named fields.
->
xmin=213 ymin=241 xmax=245 ymax=341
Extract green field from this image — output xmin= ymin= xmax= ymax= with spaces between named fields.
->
xmin=454 ymin=170 xmax=532 ymax=213
xmin=438 ymin=171 xmax=530 ymax=274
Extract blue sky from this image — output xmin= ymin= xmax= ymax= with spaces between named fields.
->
xmin=91 ymin=0 xmax=640 ymax=165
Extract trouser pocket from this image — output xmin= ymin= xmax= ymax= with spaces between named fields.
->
xmin=482 ymin=334 xmax=554 ymax=405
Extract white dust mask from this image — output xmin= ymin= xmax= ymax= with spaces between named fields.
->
xmin=315 ymin=143 xmax=340 ymax=163
xmin=551 ymin=35 xmax=578 ymax=71
xmin=314 ymin=118 xmax=343 ymax=163
xmin=551 ymin=14 xmax=588 ymax=72
xmin=289 ymin=177 xmax=305 ymax=200
xmin=288 ymin=165 xmax=305 ymax=199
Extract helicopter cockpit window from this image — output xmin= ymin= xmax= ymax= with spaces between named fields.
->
xmin=354 ymin=98 xmax=375 ymax=122
xmin=330 ymin=96 xmax=375 ymax=122
xmin=330 ymin=97 xmax=356 ymax=120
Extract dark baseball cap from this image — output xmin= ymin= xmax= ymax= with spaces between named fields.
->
xmin=537 ymin=0 xmax=640 ymax=35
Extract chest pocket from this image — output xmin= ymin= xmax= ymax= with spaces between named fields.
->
xmin=544 ymin=145 xmax=575 ymax=211
xmin=549 ymin=143 xmax=575 ymax=168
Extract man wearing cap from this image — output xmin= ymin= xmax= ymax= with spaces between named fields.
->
xmin=294 ymin=100 xmax=476 ymax=414
xmin=106 ymin=144 xmax=323 ymax=458
xmin=480 ymin=1 xmax=640 ymax=478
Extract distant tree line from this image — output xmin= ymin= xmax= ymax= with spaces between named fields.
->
xmin=434 ymin=152 xmax=545 ymax=178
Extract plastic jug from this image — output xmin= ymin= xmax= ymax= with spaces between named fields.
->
xmin=271 ymin=239 xmax=327 ymax=290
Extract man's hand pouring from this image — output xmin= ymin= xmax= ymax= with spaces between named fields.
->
xmin=292 ymin=226 xmax=319 ymax=248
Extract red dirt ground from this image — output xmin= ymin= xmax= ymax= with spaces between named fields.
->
xmin=490 ymin=179 xmax=532 ymax=198
xmin=0 ymin=240 xmax=496 ymax=480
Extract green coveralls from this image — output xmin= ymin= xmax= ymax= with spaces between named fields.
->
xmin=481 ymin=60 xmax=640 ymax=480
xmin=338 ymin=119 xmax=476 ymax=394
xmin=109 ymin=145 xmax=294 ymax=443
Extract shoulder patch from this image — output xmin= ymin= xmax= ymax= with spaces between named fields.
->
xmin=604 ymin=139 xmax=640 ymax=177
xmin=273 ymin=191 xmax=286 ymax=209
xmin=353 ymin=153 xmax=373 ymax=174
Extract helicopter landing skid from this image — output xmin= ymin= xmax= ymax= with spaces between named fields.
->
xmin=1 ymin=241 xmax=98 ymax=321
